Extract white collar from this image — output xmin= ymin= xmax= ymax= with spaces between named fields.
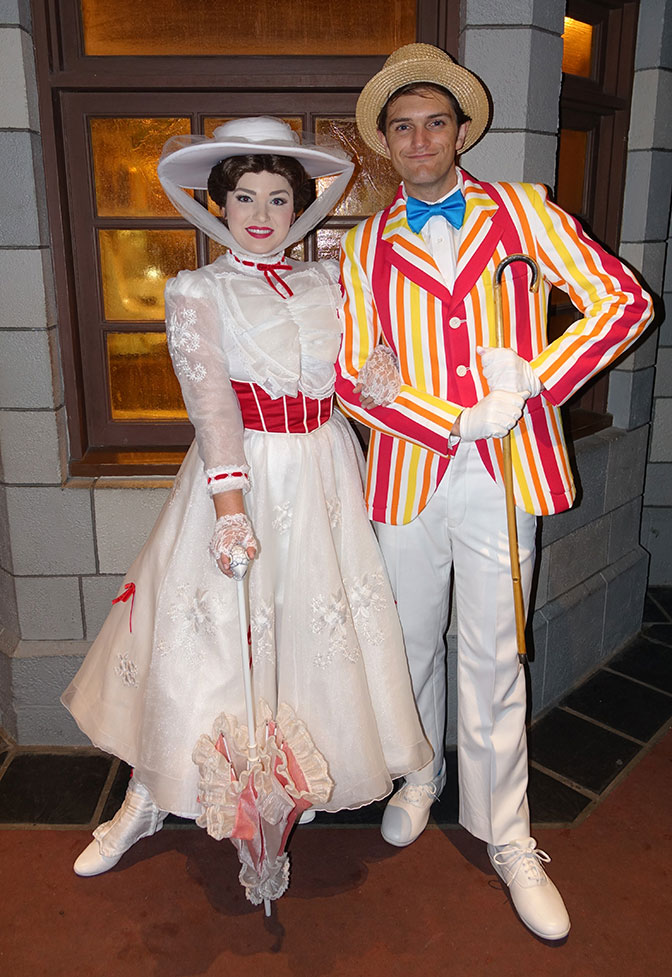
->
xmin=226 ymin=248 xmax=287 ymax=266
xmin=402 ymin=168 xmax=464 ymax=204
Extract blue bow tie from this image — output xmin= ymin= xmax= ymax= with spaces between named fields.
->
xmin=406 ymin=191 xmax=466 ymax=234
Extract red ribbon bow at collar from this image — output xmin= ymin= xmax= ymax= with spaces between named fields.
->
xmin=232 ymin=254 xmax=294 ymax=299
xmin=112 ymin=582 xmax=136 ymax=633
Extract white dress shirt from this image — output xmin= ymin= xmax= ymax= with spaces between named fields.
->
xmin=403 ymin=174 xmax=464 ymax=291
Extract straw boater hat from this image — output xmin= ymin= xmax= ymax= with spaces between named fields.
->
xmin=356 ymin=43 xmax=490 ymax=157
xmin=158 ymin=117 xmax=354 ymax=259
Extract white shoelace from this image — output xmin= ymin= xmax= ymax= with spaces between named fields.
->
xmin=396 ymin=782 xmax=438 ymax=807
xmin=492 ymin=840 xmax=551 ymax=886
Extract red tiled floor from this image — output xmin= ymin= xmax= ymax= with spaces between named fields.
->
xmin=3 ymin=723 xmax=671 ymax=977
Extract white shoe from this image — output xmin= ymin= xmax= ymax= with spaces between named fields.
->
xmin=381 ymin=765 xmax=446 ymax=847
xmin=74 ymin=779 xmax=168 ymax=877
xmin=297 ymin=809 xmax=316 ymax=825
xmin=488 ymin=837 xmax=570 ymax=940
xmin=74 ymin=840 xmax=126 ymax=876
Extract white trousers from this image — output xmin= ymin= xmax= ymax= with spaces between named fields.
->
xmin=374 ymin=441 xmax=536 ymax=845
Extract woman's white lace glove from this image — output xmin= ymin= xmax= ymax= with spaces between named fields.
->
xmin=209 ymin=513 xmax=258 ymax=575
xmin=356 ymin=345 xmax=402 ymax=407
xmin=458 ymin=390 xmax=526 ymax=441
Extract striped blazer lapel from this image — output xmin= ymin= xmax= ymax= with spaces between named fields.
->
xmin=380 ymin=188 xmax=453 ymax=305
xmin=450 ymin=173 xmax=506 ymax=311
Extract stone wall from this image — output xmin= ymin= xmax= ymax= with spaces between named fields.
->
xmin=460 ymin=0 xmax=563 ymax=185
xmin=634 ymin=0 xmax=672 ymax=584
xmin=0 ymin=1 xmax=173 ymax=742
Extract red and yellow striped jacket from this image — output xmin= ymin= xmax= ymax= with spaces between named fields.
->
xmin=336 ymin=171 xmax=653 ymax=524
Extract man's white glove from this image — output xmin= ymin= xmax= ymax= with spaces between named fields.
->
xmin=458 ymin=390 xmax=526 ymax=442
xmin=478 ymin=346 xmax=542 ymax=398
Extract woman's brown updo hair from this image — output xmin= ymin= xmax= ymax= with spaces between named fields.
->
xmin=208 ymin=154 xmax=313 ymax=214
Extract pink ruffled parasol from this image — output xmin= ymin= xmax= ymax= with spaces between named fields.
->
xmin=193 ymin=547 xmax=333 ymax=912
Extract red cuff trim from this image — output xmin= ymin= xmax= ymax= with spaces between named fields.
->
xmin=207 ymin=471 xmax=248 ymax=484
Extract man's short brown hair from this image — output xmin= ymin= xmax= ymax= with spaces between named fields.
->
xmin=376 ymin=82 xmax=471 ymax=133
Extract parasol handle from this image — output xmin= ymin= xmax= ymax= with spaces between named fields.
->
xmin=230 ymin=544 xmax=251 ymax=582
xmin=493 ymin=254 xmax=540 ymax=664
xmin=232 ymin=545 xmax=272 ymax=918
xmin=231 ymin=545 xmax=258 ymax=760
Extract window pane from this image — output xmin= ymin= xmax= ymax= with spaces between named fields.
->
xmin=556 ymin=129 xmax=588 ymax=216
xmin=99 ymin=229 xmax=197 ymax=321
xmin=107 ymin=331 xmax=187 ymax=420
xmin=316 ymin=228 xmax=346 ymax=262
xmin=562 ymin=18 xmax=593 ymax=77
xmin=315 ymin=118 xmax=399 ymax=217
xmin=90 ymin=117 xmax=191 ymax=218
xmin=81 ymin=0 xmax=416 ymax=56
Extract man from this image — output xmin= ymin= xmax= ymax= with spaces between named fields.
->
xmin=336 ymin=43 xmax=653 ymax=941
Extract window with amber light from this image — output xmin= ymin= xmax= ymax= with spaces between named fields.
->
xmin=28 ymin=0 xmax=448 ymax=473
xmin=60 ymin=99 xmax=398 ymax=465
xmin=33 ymin=0 xmax=451 ymax=472
xmin=550 ymin=2 xmax=639 ymax=438
xmin=561 ymin=18 xmax=594 ymax=78
xmin=80 ymin=0 xmax=416 ymax=56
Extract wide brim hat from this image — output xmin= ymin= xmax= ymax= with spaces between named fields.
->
xmin=159 ymin=116 xmax=353 ymax=189
xmin=157 ymin=117 xmax=354 ymax=260
xmin=356 ymin=43 xmax=490 ymax=156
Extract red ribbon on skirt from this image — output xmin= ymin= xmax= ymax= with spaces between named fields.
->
xmin=112 ymin=582 xmax=136 ymax=633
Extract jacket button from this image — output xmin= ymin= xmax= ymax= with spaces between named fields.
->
xmin=456 ymin=364 xmax=469 ymax=377
xmin=449 ymin=316 xmax=462 ymax=328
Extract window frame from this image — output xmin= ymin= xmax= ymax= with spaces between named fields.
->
xmin=555 ymin=0 xmax=640 ymax=440
xmin=33 ymin=0 xmax=455 ymax=475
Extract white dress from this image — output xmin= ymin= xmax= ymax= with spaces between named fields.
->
xmin=62 ymin=252 xmax=431 ymax=818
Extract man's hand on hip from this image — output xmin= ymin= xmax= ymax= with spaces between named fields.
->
xmin=478 ymin=346 xmax=542 ymax=398
xmin=456 ymin=390 xmax=527 ymax=441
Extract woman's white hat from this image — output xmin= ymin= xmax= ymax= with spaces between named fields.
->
xmin=158 ymin=117 xmax=354 ymax=259
xmin=160 ymin=116 xmax=353 ymax=188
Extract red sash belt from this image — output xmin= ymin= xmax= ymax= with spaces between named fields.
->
xmin=231 ymin=380 xmax=333 ymax=433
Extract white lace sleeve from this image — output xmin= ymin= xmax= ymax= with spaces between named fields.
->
xmin=165 ymin=270 xmax=250 ymax=496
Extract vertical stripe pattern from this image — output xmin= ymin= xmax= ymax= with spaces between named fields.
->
xmin=336 ymin=174 xmax=653 ymax=524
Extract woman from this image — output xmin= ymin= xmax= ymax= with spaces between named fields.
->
xmin=62 ymin=117 xmax=430 ymax=877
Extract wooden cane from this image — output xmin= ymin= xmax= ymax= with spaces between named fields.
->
xmin=493 ymin=255 xmax=540 ymax=664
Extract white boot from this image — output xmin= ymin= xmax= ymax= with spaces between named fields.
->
xmin=74 ymin=778 xmax=168 ymax=877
